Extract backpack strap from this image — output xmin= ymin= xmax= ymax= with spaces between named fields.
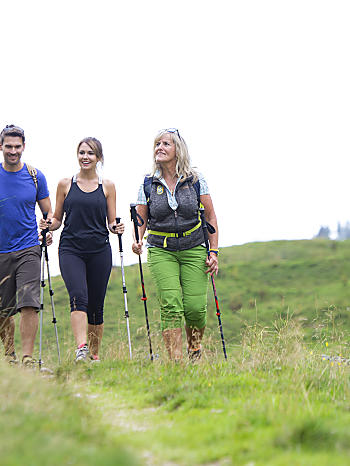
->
xmin=143 ymin=175 xmax=153 ymax=205
xmin=193 ymin=179 xmax=216 ymax=233
xmin=26 ymin=163 xmax=38 ymax=200
xmin=193 ymin=180 xmax=201 ymax=206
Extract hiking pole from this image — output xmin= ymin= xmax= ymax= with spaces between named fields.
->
xmin=115 ymin=217 xmax=132 ymax=359
xmin=39 ymin=221 xmax=45 ymax=370
xmin=199 ymin=208 xmax=227 ymax=360
xmin=130 ymin=204 xmax=153 ymax=361
xmin=39 ymin=213 xmax=61 ymax=370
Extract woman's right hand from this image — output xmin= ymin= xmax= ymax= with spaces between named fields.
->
xmin=132 ymin=240 xmax=143 ymax=255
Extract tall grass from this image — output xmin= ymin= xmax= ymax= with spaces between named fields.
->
xmin=3 ymin=239 xmax=350 ymax=465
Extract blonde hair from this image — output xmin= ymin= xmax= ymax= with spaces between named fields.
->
xmin=77 ymin=137 xmax=104 ymax=165
xmin=151 ymin=129 xmax=197 ymax=182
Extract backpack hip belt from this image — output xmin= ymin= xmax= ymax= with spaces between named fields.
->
xmin=148 ymin=219 xmax=202 ymax=248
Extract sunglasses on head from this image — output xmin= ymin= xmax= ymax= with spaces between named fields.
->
xmin=1 ymin=124 xmax=25 ymax=143
xmin=161 ymin=128 xmax=181 ymax=139
xmin=2 ymin=124 xmax=25 ymax=135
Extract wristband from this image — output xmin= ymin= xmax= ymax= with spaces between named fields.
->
xmin=209 ymin=249 xmax=219 ymax=256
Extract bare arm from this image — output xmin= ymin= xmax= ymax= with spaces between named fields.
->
xmin=131 ymin=204 xmax=148 ymax=255
xmin=103 ymin=179 xmax=124 ymax=234
xmin=37 ymin=196 xmax=53 ymax=245
xmin=200 ymin=194 xmax=219 ymax=275
xmin=37 ymin=196 xmax=53 ymax=218
xmin=39 ymin=178 xmax=69 ymax=231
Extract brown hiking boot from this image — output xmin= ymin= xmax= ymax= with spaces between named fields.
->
xmin=5 ymin=352 xmax=19 ymax=365
xmin=187 ymin=347 xmax=202 ymax=362
xmin=22 ymin=355 xmax=37 ymax=369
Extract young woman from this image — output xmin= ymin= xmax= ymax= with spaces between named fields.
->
xmin=40 ymin=137 xmax=124 ymax=362
xmin=132 ymin=129 xmax=219 ymax=362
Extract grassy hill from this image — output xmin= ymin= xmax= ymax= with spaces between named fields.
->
xmin=3 ymin=239 xmax=350 ymax=465
xmin=36 ymin=238 xmax=350 ymax=361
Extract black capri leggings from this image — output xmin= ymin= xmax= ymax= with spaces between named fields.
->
xmin=59 ymin=245 xmax=112 ymax=325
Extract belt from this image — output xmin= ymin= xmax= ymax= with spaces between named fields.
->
xmin=148 ymin=220 xmax=202 ymax=248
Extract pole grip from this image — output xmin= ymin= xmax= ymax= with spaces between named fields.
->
xmin=115 ymin=217 xmax=123 ymax=250
xmin=199 ymin=208 xmax=210 ymax=256
xmin=41 ymin=212 xmax=49 ymax=246
xmin=130 ymin=204 xmax=140 ymax=242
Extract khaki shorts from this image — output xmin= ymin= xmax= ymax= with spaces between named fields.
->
xmin=0 ymin=245 xmax=41 ymax=318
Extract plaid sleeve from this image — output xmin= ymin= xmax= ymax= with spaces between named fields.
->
xmin=136 ymin=182 xmax=147 ymax=205
xmin=198 ymin=172 xmax=209 ymax=195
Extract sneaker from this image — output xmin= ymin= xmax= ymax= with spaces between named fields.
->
xmin=187 ymin=347 xmax=202 ymax=362
xmin=22 ymin=355 xmax=37 ymax=369
xmin=89 ymin=354 xmax=100 ymax=363
xmin=5 ymin=352 xmax=19 ymax=365
xmin=75 ymin=344 xmax=89 ymax=363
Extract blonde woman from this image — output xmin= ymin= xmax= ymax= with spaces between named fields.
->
xmin=132 ymin=129 xmax=219 ymax=361
xmin=40 ymin=137 xmax=124 ymax=362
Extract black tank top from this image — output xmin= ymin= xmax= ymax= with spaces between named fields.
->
xmin=59 ymin=175 xmax=109 ymax=253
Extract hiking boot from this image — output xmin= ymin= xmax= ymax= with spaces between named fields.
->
xmin=22 ymin=355 xmax=37 ymax=369
xmin=89 ymin=354 xmax=100 ymax=363
xmin=5 ymin=352 xmax=19 ymax=365
xmin=75 ymin=344 xmax=89 ymax=363
xmin=187 ymin=347 xmax=202 ymax=362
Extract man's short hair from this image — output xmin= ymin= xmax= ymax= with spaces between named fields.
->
xmin=0 ymin=125 xmax=25 ymax=144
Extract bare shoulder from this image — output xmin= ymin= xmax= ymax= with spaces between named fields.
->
xmin=57 ymin=177 xmax=72 ymax=196
xmin=102 ymin=179 xmax=116 ymax=194
xmin=58 ymin=177 xmax=71 ymax=188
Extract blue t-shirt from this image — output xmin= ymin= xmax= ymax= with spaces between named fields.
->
xmin=0 ymin=163 xmax=49 ymax=253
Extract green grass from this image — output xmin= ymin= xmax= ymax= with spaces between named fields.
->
xmin=53 ymin=317 xmax=350 ymax=465
xmin=35 ymin=239 xmax=350 ymax=356
xmin=3 ymin=239 xmax=350 ymax=465
xmin=0 ymin=362 xmax=137 ymax=465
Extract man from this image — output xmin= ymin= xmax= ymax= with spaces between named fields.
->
xmin=0 ymin=124 xmax=52 ymax=367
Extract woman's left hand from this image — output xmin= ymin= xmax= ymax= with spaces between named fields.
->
xmin=206 ymin=252 xmax=219 ymax=276
xmin=110 ymin=222 xmax=125 ymax=234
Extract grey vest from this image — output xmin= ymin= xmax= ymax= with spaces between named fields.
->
xmin=147 ymin=177 xmax=204 ymax=251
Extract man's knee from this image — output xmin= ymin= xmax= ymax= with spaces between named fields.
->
xmin=0 ymin=315 xmax=15 ymax=328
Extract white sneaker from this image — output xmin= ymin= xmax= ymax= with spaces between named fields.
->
xmin=75 ymin=344 xmax=89 ymax=363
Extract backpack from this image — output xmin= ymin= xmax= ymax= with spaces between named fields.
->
xmin=143 ymin=176 xmax=201 ymax=207
xmin=26 ymin=163 xmax=38 ymax=200
xmin=143 ymin=175 xmax=215 ymax=235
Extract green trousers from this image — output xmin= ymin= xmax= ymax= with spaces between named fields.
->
xmin=148 ymin=245 xmax=209 ymax=331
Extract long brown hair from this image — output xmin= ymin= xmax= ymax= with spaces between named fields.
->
xmin=77 ymin=137 xmax=104 ymax=165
